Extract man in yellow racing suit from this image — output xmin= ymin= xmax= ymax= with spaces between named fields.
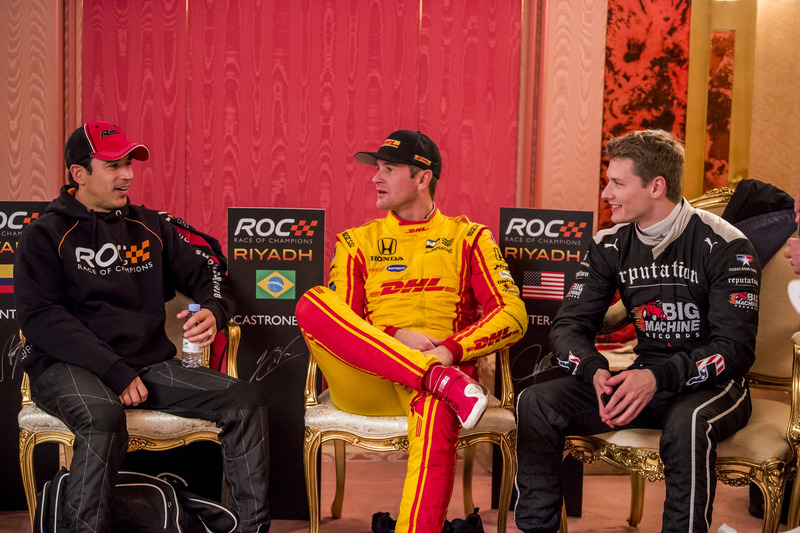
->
xmin=296 ymin=130 xmax=526 ymax=532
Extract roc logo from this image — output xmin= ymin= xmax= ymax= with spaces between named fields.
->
xmin=290 ymin=220 xmax=318 ymax=236
xmin=0 ymin=210 xmax=40 ymax=229
xmin=559 ymin=221 xmax=588 ymax=238
xmin=124 ymin=240 xmax=150 ymax=264
xmin=256 ymin=270 xmax=296 ymax=299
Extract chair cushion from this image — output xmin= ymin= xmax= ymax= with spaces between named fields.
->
xmin=589 ymin=397 xmax=791 ymax=463
xmin=19 ymin=404 xmax=221 ymax=440
xmin=305 ymin=390 xmax=515 ymax=438
xmin=305 ymin=391 xmax=408 ymax=437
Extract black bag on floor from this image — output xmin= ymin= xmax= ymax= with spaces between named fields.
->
xmin=33 ymin=468 xmax=222 ymax=533
xmin=158 ymin=473 xmax=238 ymax=533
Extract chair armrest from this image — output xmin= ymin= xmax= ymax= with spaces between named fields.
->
xmin=788 ymin=331 xmax=800 ymax=446
xmin=224 ymin=319 xmax=241 ymax=379
xmin=600 ymin=300 xmax=631 ymax=334
xmin=496 ymin=348 xmax=514 ymax=412
xmin=304 ymin=353 xmax=319 ymax=410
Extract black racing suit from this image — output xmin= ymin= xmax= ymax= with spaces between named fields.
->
xmin=514 ymin=200 xmax=760 ymax=533
xmin=15 ymin=186 xmax=270 ymax=532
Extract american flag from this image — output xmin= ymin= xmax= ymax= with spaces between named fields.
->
xmin=522 ymin=271 xmax=565 ymax=301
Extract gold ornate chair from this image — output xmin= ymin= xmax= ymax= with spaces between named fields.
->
xmin=17 ymin=293 xmax=241 ymax=524
xmin=562 ymin=188 xmax=800 ymax=533
xmin=303 ymin=348 xmax=516 ymax=533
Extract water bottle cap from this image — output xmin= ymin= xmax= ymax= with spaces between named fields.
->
xmin=188 ymin=303 xmax=201 ymax=312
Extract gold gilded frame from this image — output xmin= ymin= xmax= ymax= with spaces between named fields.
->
xmin=685 ymin=0 xmax=758 ymax=198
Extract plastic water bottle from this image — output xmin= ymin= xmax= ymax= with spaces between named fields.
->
xmin=181 ymin=303 xmax=203 ymax=368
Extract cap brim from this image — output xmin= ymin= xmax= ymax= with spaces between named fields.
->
xmin=92 ymin=144 xmax=150 ymax=163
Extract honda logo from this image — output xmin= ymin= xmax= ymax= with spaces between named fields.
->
xmin=378 ymin=238 xmax=397 ymax=255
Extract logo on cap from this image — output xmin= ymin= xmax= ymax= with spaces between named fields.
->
xmin=383 ymin=139 xmax=401 ymax=148
xmin=414 ymin=154 xmax=431 ymax=166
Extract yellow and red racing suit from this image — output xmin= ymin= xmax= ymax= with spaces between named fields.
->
xmin=296 ymin=209 xmax=526 ymax=532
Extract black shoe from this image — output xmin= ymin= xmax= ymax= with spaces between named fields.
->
xmin=372 ymin=511 xmax=396 ymax=533
xmin=443 ymin=508 xmax=484 ymax=533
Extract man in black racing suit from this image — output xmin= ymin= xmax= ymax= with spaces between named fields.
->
xmin=514 ymin=129 xmax=760 ymax=533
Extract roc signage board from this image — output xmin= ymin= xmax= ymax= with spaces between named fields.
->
xmin=228 ymin=207 xmax=325 ymax=520
xmin=499 ymin=207 xmax=594 ymax=392
xmin=0 ymin=201 xmax=55 ymax=510
xmin=497 ymin=207 xmax=594 ymax=513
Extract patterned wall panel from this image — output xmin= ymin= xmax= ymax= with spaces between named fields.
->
xmin=420 ymin=0 xmax=521 ymax=234
xmin=0 ymin=0 xmax=63 ymax=202
xmin=599 ymin=0 xmax=691 ymax=229
xmin=83 ymin=0 xmax=186 ymax=215
xmin=184 ymin=0 xmax=421 ymax=259
xmin=533 ymin=0 xmax=607 ymax=217
xmin=81 ymin=0 xmax=521 ymax=259
xmin=749 ymin=0 xmax=800 ymax=195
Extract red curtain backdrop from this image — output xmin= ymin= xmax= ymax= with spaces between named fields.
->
xmin=81 ymin=0 xmax=521 ymax=261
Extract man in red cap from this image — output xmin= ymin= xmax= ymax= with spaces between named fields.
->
xmin=296 ymin=130 xmax=527 ymax=532
xmin=15 ymin=122 xmax=271 ymax=532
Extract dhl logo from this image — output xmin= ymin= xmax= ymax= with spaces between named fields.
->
xmin=414 ymin=154 xmax=431 ymax=166
xmin=383 ymin=139 xmax=401 ymax=148
xmin=470 ymin=327 xmax=515 ymax=351
xmin=379 ymin=278 xmax=446 ymax=295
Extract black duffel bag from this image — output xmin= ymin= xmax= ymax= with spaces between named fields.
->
xmin=34 ymin=468 xmax=237 ymax=533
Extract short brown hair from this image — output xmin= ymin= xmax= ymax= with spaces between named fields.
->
xmin=605 ymin=129 xmax=685 ymax=203
xmin=409 ymin=164 xmax=437 ymax=200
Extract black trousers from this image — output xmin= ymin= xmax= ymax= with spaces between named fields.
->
xmin=513 ymin=374 xmax=751 ymax=533
xmin=32 ymin=359 xmax=271 ymax=533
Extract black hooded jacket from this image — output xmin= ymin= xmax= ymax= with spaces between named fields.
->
xmin=14 ymin=186 xmax=235 ymax=394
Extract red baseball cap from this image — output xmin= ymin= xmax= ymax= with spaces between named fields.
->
xmin=64 ymin=121 xmax=150 ymax=168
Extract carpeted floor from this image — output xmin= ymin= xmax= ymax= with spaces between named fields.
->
xmin=0 ymin=442 xmax=793 ymax=532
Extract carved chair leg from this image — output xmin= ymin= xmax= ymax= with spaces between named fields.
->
xmin=19 ymin=430 xmax=38 ymax=527
xmin=497 ymin=436 xmax=516 ymax=533
xmin=303 ymin=430 xmax=322 ymax=533
xmin=331 ymin=440 xmax=346 ymax=518
xmin=757 ymin=477 xmax=785 ymax=533
xmin=558 ymin=499 xmax=568 ymax=533
xmin=627 ymin=472 xmax=646 ymax=527
xmin=62 ymin=443 xmax=74 ymax=468
xmin=787 ymin=468 xmax=800 ymax=529
xmin=462 ymin=445 xmax=476 ymax=516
